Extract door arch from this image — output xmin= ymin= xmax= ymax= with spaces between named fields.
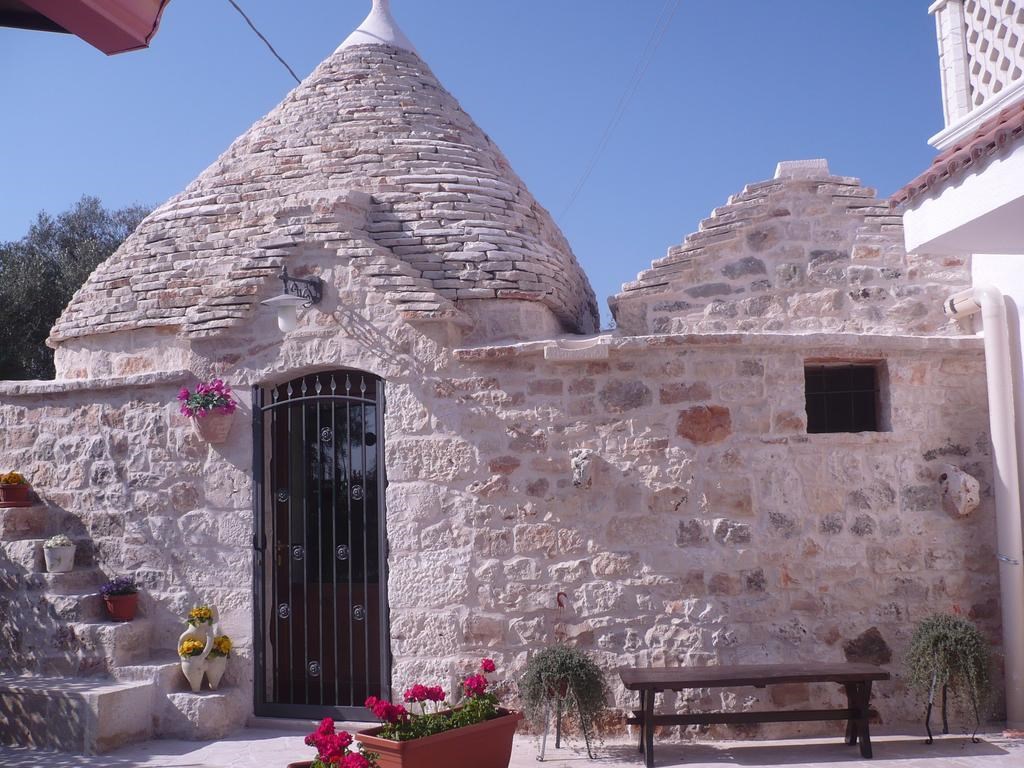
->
xmin=253 ymin=369 xmax=389 ymax=719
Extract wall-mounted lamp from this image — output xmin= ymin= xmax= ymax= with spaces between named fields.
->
xmin=261 ymin=267 xmax=324 ymax=332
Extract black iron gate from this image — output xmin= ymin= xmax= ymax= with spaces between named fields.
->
xmin=253 ymin=369 xmax=389 ymax=719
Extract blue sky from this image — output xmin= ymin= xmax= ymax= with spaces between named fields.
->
xmin=0 ymin=1 xmax=943 ymax=324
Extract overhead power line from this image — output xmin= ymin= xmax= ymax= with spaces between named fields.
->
xmin=225 ymin=0 xmax=301 ymax=85
xmin=559 ymin=0 xmax=684 ymax=219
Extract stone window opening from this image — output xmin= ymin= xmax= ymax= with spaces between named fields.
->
xmin=804 ymin=361 xmax=890 ymax=434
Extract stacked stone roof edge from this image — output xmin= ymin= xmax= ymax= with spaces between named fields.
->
xmin=608 ymin=170 xmax=969 ymax=337
xmin=48 ymin=44 xmax=599 ymax=347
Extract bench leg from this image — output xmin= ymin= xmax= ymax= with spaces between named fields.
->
xmin=855 ymin=681 xmax=874 ymax=759
xmin=637 ymin=690 xmax=646 ymax=754
xmin=843 ymin=683 xmax=858 ymax=745
xmin=644 ymin=688 xmax=655 ymax=768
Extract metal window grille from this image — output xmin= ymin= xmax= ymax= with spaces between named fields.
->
xmin=804 ymin=364 xmax=880 ymax=434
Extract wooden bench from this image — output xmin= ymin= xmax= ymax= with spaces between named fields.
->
xmin=619 ymin=663 xmax=890 ymax=767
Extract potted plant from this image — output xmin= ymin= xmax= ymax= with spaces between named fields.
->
xmin=288 ymin=718 xmax=379 ymax=768
xmin=206 ymin=634 xmax=232 ymax=690
xmin=906 ymin=613 xmax=991 ymax=743
xmin=43 ymin=534 xmax=76 ymax=573
xmin=0 ymin=471 xmax=32 ymax=508
xmin=187 ymin=605 xmax=214 ymax=627
xmin=177 ymin=378 xmax=238 ymax=443
xmin=519 ymin=645 xmax=609 ymax=759
xmin=299 ymin=659 xmax=521 ymax=768
xmin=178 ymin=636 xmax=207 ymax=693
xmin=100 ymin=575 xmax=139 ymax=621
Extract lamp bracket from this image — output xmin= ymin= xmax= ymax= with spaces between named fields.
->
xmin=279 ymin=267 xmax=323 ymax=307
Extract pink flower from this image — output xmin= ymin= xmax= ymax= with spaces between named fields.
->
xmin=369 ymin=698 xmax=408 ymax=724
xmin=463 ymin=673 xmax=488 ymax=698
xmin=425 ymin=685 xmax=445 ymax=702
xmin=403 ymin=684 xmax=430 ymax=703
xmin=341 ymin=754 xmax=370 ymax=768
xmin=480 ymin=658 xmax=496 ymax=673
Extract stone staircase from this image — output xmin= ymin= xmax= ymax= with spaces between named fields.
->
xmin=0 ymin=504 xmax=246 ymax=753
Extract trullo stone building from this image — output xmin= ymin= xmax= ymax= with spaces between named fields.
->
xmin=0 ymin=0 xmax=1004 ymax=753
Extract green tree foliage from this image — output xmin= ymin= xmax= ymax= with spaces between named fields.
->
xmin=0 ymin=196 xmax=150 ymax=380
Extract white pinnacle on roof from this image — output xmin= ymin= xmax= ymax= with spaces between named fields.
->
xmin=338 ymin=0 xmax=416 ymax=53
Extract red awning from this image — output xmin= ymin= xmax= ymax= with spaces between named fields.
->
xmin=1 ymin=0 xmax=170 ymax=55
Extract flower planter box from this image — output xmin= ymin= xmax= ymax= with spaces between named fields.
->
xmin=0 ymin=483 xmax=31 ymax=508
xmin=355 ymin=709 xmax=522 ymax=768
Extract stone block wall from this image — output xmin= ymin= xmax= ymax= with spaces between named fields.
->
xmin=3 ymin=324 xmax=997 ymax=735
xmin=413 ymin=333 xmax=999 ymax=730
xmin=610 ymin=162 xmax=971 ymax=338
xmin=0 ymin=375 xmax=255 ymax=696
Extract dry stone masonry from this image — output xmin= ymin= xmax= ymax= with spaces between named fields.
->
xmin=0 ymin=9 xmax=1003 ymax=754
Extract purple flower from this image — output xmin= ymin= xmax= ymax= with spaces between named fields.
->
xmin=99 ymin=575 xmax=138 ymax=597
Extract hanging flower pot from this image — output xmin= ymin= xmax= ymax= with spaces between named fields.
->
xmin=193 ymin=411 xmax=233 ymax=444
xmin=178 ymin=379 xmax=238 ymax=444
xmin=0 ymin=472 xmax=32 ymax=508
xmin=43 ymin=535 xmax=76 ymax=573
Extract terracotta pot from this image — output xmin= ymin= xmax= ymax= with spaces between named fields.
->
xmin=103 ymin=592 xmax=139 ymax=622
xmin=0 ymin=483 xmax=31 ymax=508
xmin=206 ymin=655 xmax=227 ymax=689
xmin=357 ymin=709 xmax=522 ymax=768
xmin=44 ymin=545 xmax=76 ymax=573
xmin=192 ymin=411 xmax=233 ymax=444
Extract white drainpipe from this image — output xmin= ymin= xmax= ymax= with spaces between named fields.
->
xmin=944 ymin=284 xmax=1024 ymax=728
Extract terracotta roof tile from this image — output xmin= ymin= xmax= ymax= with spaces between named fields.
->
xmin=892 ymin=101 xmax=1024 ymax=207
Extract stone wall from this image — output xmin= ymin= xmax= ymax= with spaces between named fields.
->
xmin=610 ymin=160 xmax=971 ymax=338
xmin=0 ymin=322 xmax=1000 ymax=734
xmin=1 ymin=160 xmax=1000 ymax=739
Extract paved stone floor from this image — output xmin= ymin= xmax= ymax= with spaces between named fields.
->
xmin=0 ymin=729 xmax=1022 ymax=768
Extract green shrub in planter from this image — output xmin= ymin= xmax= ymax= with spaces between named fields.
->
xmin=519 ymin=645 xmax=609 ymax=757
xmin=906 ymin=613 xmax=991 ymax=741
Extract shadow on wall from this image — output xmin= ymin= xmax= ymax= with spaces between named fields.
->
xmin=0 ymin=502 xmax=105 ymax=677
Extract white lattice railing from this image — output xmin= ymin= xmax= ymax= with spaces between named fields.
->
xmin=931 ymin=0 xmax=1024 ymax=143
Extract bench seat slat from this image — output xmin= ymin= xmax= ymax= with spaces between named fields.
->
xmin=619 ymin=663 xmax=889 ymax=691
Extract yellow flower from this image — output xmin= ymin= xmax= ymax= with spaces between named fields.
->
xmin=187 ymin=605 xmax=213 ymax=625
xmin=178 ymin=638 xmax=205 ymax=658
xmin=0 ymin=472 xmax=26 ymax=485
xmin=211 ymin=635 xmax=232 ymax=657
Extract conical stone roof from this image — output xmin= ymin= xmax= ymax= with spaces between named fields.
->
xmin=49 ymin=7 xmax=598 ymax=346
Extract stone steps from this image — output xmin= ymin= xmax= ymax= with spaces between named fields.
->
xmin=162 ymin=689 xmax=244 ymax=740
xmin=0 ymin=535 xmax=94 ymax=572
xmin=72 ymin=618 xmax=153 ymax=669
xmin=112 ymin=651 xmax=185 ymax=691
xmin=0 ymin=673 xmax=155 ymax=754
xmin=0 ymin=505 xmax=48 ymax=540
